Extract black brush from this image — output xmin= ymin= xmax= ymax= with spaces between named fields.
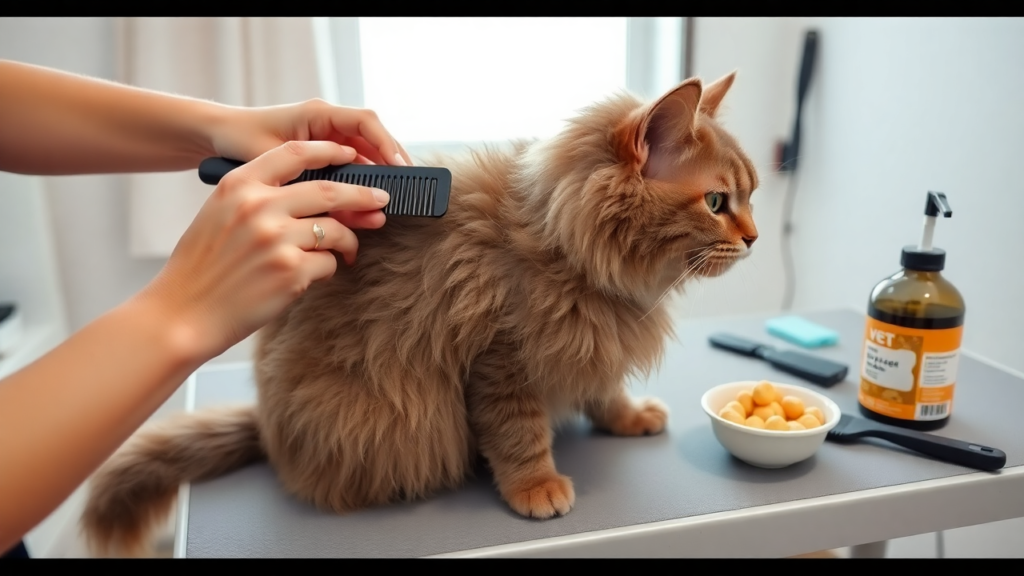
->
xmin=826 ymin=413 xmax=1006 ymax=471
xmin=707 ymin=333 xmax=847 ymax=387
xmin=198 ymin=157 xmax=451 ymax=218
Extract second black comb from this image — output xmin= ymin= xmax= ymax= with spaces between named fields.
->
xmin=198 ymin=157 xmax=451 ymax=218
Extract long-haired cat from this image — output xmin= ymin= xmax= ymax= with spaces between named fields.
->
xmin=82 ymin=72 xmax=758 ymax=556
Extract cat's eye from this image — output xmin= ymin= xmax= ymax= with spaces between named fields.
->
xmin=705 ymin=192 xmax=725 ymax=213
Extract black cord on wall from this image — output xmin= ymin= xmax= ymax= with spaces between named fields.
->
xmin=778 ymin=30 xmax=818 ymax=312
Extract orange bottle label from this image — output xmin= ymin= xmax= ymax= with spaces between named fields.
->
xmin=858 ymin=317 xmax=962 ymax=421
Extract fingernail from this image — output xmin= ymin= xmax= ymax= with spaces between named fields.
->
xmin=373 ymin=189 xmax=390 ymax=204
xmin=394 ymin=153 xmax=408 ymax=166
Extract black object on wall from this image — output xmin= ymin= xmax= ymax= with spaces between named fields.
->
xmin=779 ymin=29 xmax=820 ymax=312
xmin=779 ymin=30 xmax=819 ymax=173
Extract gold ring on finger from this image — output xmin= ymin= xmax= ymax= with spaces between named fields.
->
xmin=312 ymin=222 xmax=325 ymax=250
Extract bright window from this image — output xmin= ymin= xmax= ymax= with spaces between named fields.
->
xmin=317 ymin=17 xmax=683 ymax=150
xmin=359 ymin=17 xmax=627 ymax=144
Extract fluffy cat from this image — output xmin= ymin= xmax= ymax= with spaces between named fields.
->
xmin=82 ymin=72 xmax=758 ymax=556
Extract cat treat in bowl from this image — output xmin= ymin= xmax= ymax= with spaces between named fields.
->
xmin=701 ymin=380 xmax=840 ymax=468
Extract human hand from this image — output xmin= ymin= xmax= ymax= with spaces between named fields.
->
xmin=210 ymin=98 xmax=412 ymax=168
xmin=207 ymin=99 xmax=411 ymax=231
xmin=140 ymin=140 xmax=389 ymax=360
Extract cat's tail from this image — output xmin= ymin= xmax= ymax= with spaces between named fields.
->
xmin=81 ymin=405 xmax=263 ymax=557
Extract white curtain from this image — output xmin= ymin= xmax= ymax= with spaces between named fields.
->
xmin=116 ymin=17 xmax=324 ymax=258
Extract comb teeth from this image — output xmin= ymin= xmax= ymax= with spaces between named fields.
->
xmin=197 ymin=157 xmax=451 ymax=218
xmin=291 ymin=165 xmax=450 ymax=217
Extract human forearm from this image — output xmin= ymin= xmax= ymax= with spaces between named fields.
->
xmin=0 ymin=59 xmax=225 ymax=175
xmin=0 ymin=139 xmax=392 ymax=552
xmin=0 ymin=290 xmax=209 ymax=552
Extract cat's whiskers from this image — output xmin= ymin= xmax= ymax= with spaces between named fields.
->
xmin=639 ymin=254 xmax=704 ymax=323
xmin=690 ymin=252 xmax=715 ymax=316
xmin=671 ymin=252 xmax=708 ymax=318
xmin=683 ymin=246 xmax=713 ymax=254
xmin=742 ymin=256 xmax=764 ymax=304
xmin=683 ymin=268 xmax=700 ymax=318
xmin=667 ymin=245 xmax=716 ymax=317
xmin=638 ymin=247 xmax=713 ymax=323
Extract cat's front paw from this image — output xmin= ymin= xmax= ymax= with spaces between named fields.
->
xmin=604 ymin=397 xmax=669 ymax=436
xmin=503 ymin=473 xmax=575 ymax=519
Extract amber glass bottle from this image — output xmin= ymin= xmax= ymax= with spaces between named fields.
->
xmin=859 ymin=192 xmax=964 ymax=431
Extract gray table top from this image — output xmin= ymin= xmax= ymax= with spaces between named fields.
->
xmin=180 ymin=309 xmax=1023 ymax=558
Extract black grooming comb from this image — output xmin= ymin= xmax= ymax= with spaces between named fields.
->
xmin=198 ymin=157 xmax=451 ymax=217
xmin=826 ymin=413 xmax=1006 ymax=471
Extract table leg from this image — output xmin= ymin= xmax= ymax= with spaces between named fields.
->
xmin=849 ymin=540 xmax=888 ymax=558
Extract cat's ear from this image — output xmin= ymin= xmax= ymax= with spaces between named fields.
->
xmin=634 ymin=77 xmax=702 ymax=178
xmin=699 ymin=71 xmax=737 ymax=118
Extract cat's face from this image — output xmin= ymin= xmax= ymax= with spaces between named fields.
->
xmin=627 ymin=73 xmax=759 ymax=283
xmin=524 ymin=72 xmax=758 ymax=299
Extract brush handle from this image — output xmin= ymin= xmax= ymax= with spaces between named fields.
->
xmin=707 ymin=333 xmax=847 ymax=387
xmin=867 ymin=427 xmax=1006 ymax=471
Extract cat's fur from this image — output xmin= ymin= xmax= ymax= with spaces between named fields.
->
xmin=81 ymin=72 xmax=758 ymax=556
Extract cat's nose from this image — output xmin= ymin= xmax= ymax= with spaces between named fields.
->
xmin=742 ymin=234 xmax=757 ymax=248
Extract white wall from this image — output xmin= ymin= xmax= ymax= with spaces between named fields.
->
xmin=787 ymin=17 xmax=1024 ymax=372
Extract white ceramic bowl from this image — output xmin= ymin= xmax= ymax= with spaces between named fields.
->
xmin=701 ymin=380 xmax=841 ymax=469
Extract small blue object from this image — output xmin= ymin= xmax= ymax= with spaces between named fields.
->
xmin=765 ymin=316 xmax=839 ymax=349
